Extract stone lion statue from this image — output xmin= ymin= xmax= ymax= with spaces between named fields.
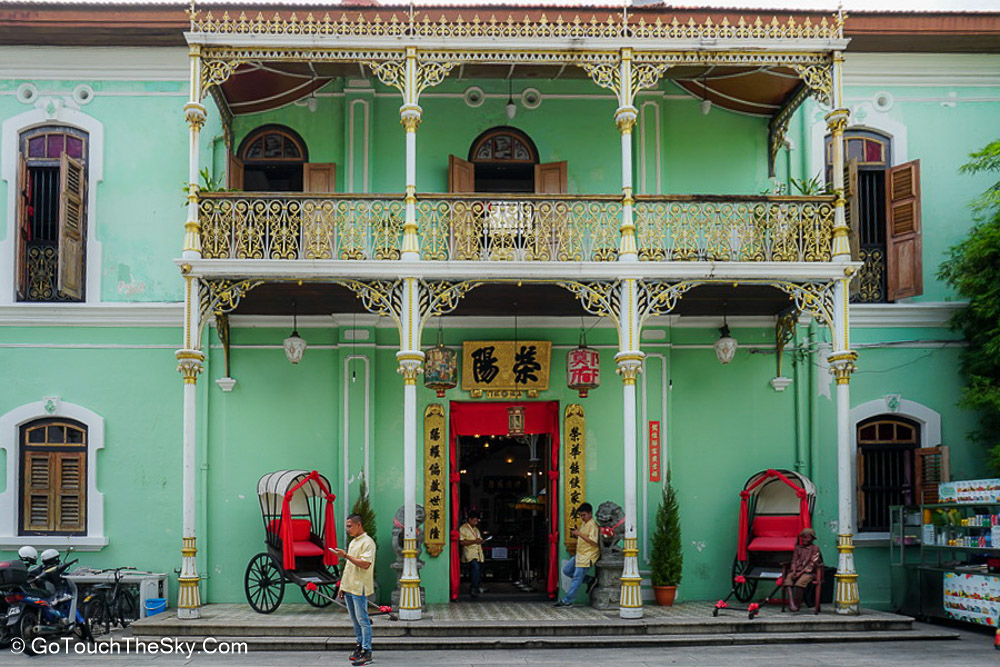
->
xmin=595 ymin=500 xmax=625 ymax=558
xmin=392 ymin=504 xmax=426 ymax=561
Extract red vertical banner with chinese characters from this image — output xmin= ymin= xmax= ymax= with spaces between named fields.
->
xmin=648 ymin=421 xmax=662 ymax=482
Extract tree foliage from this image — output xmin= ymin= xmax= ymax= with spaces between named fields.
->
xmin=650 ymin=472 xmax=683 ymax=587
xmin=939 ymin=139 xmax=1000 ymax=472
xmin=350 ymin=479 xmax=378 ymax=548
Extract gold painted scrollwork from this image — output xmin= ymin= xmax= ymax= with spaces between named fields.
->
xmin=792 ymin=62 xmax=833 ymax=106
xmin=424 ymin=404 xmax=447 ymax=557
xmin=201 ymin=58 xmax=243 ymax=96
xmin=563 ymin=404 xmax=586 ymax=555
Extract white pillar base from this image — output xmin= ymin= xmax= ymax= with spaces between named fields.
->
xmin=397 ymin=537 xmax=422 ymax=621
xmin=619 ymin=537 xmax=644 ymax=619
xmin=834 ymin=533 xmax=860 ymax=615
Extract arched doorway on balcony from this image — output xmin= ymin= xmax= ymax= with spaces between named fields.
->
xmin=448 ymin=127 xmax=566 ymax=194
xmin=230 ymin=125 xmax=336 ymax=193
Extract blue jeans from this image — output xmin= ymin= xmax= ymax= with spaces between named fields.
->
xmin=344 ymin=592 xmax=372 ymax=651
xmin=560 ymin=559 xmax=594 ymax=604
xmin=468 ymin=559 xmax=482 ymax=596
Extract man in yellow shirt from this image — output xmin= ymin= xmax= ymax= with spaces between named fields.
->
xmin=458 ymin=511 xmax=486 ymax=599
xmin=554 ymin=502 xmax=599 ymax=607
xmin=335 ymin=513 xmax=376 ymax=666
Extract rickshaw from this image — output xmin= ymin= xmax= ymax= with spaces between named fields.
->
xmin=244 ymin=470 xmax=340 ymax=613
xmin=714 ymin=469 xmax=816 ymax=617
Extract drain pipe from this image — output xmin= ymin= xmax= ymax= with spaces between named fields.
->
xmin=198 ymin=334 xmax=211 ymax=603
xmin=792 ymin=325 xmax=807 ymax=474
xmin=808 ymin=320 xmax=820 ymax=482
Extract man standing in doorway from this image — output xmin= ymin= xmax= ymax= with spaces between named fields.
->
xmin=335 ymin=513 xmax=376 ymax=666
xmin=554 ymin=502 xmax=599 ymax=607
xmin=459 ymin=511 xmax=486 ymax=599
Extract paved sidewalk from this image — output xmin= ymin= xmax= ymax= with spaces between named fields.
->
xmin=3 ymin=623 xmax=993 ymax=667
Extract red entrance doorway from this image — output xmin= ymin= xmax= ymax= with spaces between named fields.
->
xmin=449 ymin=401 xmax=560 ymax=600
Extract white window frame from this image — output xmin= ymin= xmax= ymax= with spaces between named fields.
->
xmin=850 ymin=398 xmax=941 ymax=545
xmin=1 ymin=106 xmax=104 ymax=305
xmin=0 ymin=400 xmax=107 ymax=550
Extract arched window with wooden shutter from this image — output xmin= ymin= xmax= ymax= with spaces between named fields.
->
xmin=19 ymin=419 xmax=87 ymax=536
xmin=16 ymin=127 xmax=88 ymax=302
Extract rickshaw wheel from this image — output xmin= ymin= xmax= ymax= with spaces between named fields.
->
xmin=731 ymin=556 xmax=757 ymax=602
xmin=301 ymin=583 xmax=336 ymax=608
xmin=245 ymin=552 xmax=286 ymax=614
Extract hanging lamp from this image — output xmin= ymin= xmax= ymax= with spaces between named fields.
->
xmin=283 ymin=300 xmax=307 ymax=364
xmin=714 ymin=302 xmax=737 ymax=365
xmin=505 ymin=76 xmax=517 ymax=120
xmin=424 ymin=319 xmax=457 ymax=397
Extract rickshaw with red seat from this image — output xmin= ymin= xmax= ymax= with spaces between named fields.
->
xmin=244 ymin=470 xmax=340 ymax=613
xmin=714 ymin=469 xmax=816 ymax=617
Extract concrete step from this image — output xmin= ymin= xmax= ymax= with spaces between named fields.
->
xmin=120 ymin=628 xmax=961 ymax=651
xmin=133 ymin=615 xmax=914 ymax=638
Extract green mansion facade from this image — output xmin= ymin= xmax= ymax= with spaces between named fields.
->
xmin=0 ymin=2 xmax=996 ymax=619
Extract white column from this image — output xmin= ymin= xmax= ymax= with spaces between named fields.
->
xmin=176 ymin=45 xmax=206 ymax=619
xmin=616 ymin=279 xmax=644 ymax=619
xmin=396 ymin=46 xmax=424 ymax=619
xmin=828 ymin=278 xmax=859 ymax=615
xmin=396 ymin=277 xmax=424 ymax=620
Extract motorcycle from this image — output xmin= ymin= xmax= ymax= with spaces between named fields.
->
xmin=1 ymin=555 xmax=92 ymax=654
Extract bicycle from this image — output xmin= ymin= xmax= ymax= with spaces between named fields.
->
xmin=83 ymin=567 xmax=138 ymax=637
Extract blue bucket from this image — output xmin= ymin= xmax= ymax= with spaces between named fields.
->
xmin=145 ymin=598 xmax=167 ymax=616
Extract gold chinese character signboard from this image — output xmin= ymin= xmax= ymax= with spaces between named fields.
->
xmin=462 ymin=341 xmax=551 ymax=398
xmin=423 ymin=404 xmax=447 ymax=557
xmin=563 ymin=404 xmax=586 ymax=555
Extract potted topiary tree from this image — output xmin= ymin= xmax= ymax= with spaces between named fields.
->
xmin=650 ymin=471 xmax=682 ymax=605
xmin=351 ymin=479 xmax=378 ymax=549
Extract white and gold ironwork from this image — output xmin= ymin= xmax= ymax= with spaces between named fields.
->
xmin=563 ymin=404 xmax=587 ymax=555
xmin=197 ymin=279 xmax=264 ymax=339
xmin=634 ymin=196 xmax=834 ymax=262
xmin=774 ymin=308 xmax=799 ymax=378
xmin=336 ymin=279 xmax=480 ymax=332
xmin=825 ymin=107 xmax=852 ymax=259
xmin=198 ymin=193 xmax=833 ymax=264
xmin=834 ymin=533 xmax=860 ymax=614
xmin=189 ymin=9 xmax=844 ymax=42
xmin=199 ymin=194 xmax=405 ymax=261
xmin=175 ymin=349 xmax=204 ymax=385
xmin=418 ymin=195 xmax=622 ymax=262
xmin=423 ymin=405 xmax=447 ymax=558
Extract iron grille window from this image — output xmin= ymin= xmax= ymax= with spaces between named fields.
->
xmin=857 ymin=417 xmax=919 ymax=532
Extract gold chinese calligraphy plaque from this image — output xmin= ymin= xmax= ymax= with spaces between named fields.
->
xmin=563 ymin=404 xmax=586 ymax=555
xmin=423 ymin=404 xmax=447 ymax=557
xmin=462 ymin=340 xmax=551 ymax=398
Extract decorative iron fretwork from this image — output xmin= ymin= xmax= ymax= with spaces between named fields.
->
xmin=792 ymin=63 xmax=833 ymax=106
xmin=634 ymin=197 xmax=834 ymax=262
xmin=558 ymin=281 xmax=621 ymax=330
xmin=198 ymin=280 xmax=264 ymax=333
xmin=190 ymin=10 xmax=843 ymax=41
xmin=580 ymin=61 xmax=669 ymax=105
xmin=636 ymin=281 xmax=696 ymax=326
xmin=24 ymin=243 xmax=76 ymax=302
xmin=422 ymin=281 xmax=482 ymax=327
xmin=418 ymin=196 xmax=621 ymax=262
xmin=198 ymin=194 xmax=834 ymax=264
xmin=774 ymin=307 xmax=799 ymax=377
xmin=852 ymin=247 xmax=886 ymax=303
xmin=199 ymin=194 xmax=404 ymax=260
xmin=215 ymin=313 xmax=232 ymax=378
xmin=337 ymin=279 xmax=480 ymax=330
xmin=768 ymin=83 xmax=810 ymax=177
xmin=770 ymin=281 xmax=835 ymax=328
xmin=368 ymin=57 xmax=458 ymax=98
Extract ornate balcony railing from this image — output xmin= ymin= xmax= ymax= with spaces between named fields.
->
xmin=198 ymin=193 xmax=835 ymax=262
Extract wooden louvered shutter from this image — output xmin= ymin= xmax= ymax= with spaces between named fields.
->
xmin=24 ymin=452 xmax=54 ymax=532
xmin=55 ymin=453 xmax=86 ymax=533
xmin=227 ymin=154 xmax=244 ymax=190
xmin=886 ymin=160 xmax=923 ymax=301
xmin=534 ymin=161 xmax=568 ymax=194
xmin=304 ymin=163 xmax=336 ymax=193
xmin=17 ymin=152 xmax=30 ymax=300
xmin=914 ymin=446 xmax=950 ymax=505
xmin=844 ymin=159 xmax=861 ymax=298
xmin=57 ymin=153 xmax=85 ymax=300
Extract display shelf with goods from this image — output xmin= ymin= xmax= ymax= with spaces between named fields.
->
xmin=889 ymin=501 xmax=1000 ymax=627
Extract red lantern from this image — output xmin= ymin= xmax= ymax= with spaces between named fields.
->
xmin=567 ymin=346 xmax=600 ymax=398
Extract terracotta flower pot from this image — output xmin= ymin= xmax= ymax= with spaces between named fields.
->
xmin=652 ymin=585 xmax=677 ymax=606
